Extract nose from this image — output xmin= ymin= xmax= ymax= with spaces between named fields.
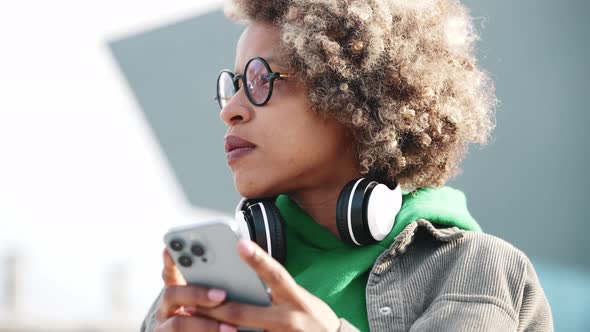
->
xmin=219 ymin=90 xmax=253 ymax=126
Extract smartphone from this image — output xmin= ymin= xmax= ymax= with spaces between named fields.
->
xmin=164 ymin=218 xmax=272 ymax=307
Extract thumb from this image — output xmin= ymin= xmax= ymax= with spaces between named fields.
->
xmin=162 ymin=248 xmax=187 ymax=286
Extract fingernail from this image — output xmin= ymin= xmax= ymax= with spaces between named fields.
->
xmin=208 ymin=288 xmax=226 ymax=302
xmin=219 ymin=323 xmax=237 ymax=332
xmin=238 ymin=240 xmax=255 ymax=257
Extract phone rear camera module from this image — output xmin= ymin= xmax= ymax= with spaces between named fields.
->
xmin=170 ymin=239 xmax=184 ymax=252
xmin=178 ymin=255 xmax=193 ymax=267
xmin=191 ymin=244 xmax=205 ymax=257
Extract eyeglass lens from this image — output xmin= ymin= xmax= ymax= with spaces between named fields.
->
xmin=245 ymin=58 xmax=271 ymax=105
xmin=217 ymin=71 xmax=235 ymax=109
xmin=217 ymin=58 xmax=271 ymax=109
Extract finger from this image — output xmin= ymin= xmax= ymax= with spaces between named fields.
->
xmin=157 ymin=314 xmax=236 ymax=332
xmin=237 ymin=239 xmax=301 ymax=303
xmin=195 ymin=302 xmax=304 ymax=331
xmin=174 ymin=305 xmax=197 ymax=316
xmin=156 ymin=285 xmax=227 ymax=321
xmin=162 ymin=248 xmax=186 ymax=286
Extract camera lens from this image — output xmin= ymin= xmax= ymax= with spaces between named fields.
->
xmin=191 ymin=244 xmax=205 ymax=257
xmin=178 ymin=255 xmax=192 ymax=267
xmin=170 ymin=239 xmax=184 ymax=252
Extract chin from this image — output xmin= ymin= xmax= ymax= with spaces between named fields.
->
xmin=233 ymin=173 xmax=280 ymax=199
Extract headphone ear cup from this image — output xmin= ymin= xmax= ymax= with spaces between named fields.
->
xmin=337 ymin=178 xmax=400 ymax=246
xmin=261 ymin=202 xmax=286 ymax=265
xmin=365 ymin=182 xmax=402 ymax=241
xmin=336 ymin=178 xmax=377 ymax=246
xmin=336 ymin=179 xmax=359 ymax=246
xmin=235 ymin=209 xmax=254 ymax=241
xmin=244 ymin=201 xmax=286 ymax=265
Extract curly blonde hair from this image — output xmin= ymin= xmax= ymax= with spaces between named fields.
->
xmin=225 ymin=0 xmax=496 ymax=190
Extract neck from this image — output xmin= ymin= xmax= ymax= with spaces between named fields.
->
xmin=289 ymin=188 xmax=342 ymax=239
xmin=288 ymin=168 xmax=361 ymax=240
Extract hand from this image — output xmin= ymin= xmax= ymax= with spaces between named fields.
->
xmin=155 ymin=249 xmax=239 ymax=332
xmin=193 ymin=239 xmax=341 ymax=332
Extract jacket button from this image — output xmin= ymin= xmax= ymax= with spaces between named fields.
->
xmin=379 ymin=306 xmax=392 ymax=315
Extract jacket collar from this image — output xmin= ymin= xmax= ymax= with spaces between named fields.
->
xmin=373 ymin=219 xmax=465 ymax=275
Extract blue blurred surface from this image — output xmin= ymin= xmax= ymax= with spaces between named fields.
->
xmin=534 ymin=261 xmax=590 ymax=331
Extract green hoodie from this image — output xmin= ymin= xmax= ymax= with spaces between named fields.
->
xmin=275 ymin=186 xmax=482 ymax=332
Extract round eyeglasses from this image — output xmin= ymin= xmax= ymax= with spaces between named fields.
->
xmin=216 ymin=57 xmax=291 ymax=109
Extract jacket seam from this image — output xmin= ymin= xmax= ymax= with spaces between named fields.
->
xmin=426 ymin=293 xmax=518 ymax=323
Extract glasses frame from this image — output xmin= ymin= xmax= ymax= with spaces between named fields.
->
xmin=216 ymin=56 xmax=291 ymax=109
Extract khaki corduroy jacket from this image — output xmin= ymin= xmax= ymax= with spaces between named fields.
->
xmin=141 ymin=219 xmax=553 ymax=332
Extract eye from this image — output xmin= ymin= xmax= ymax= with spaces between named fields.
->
xmin=250 ymin=71 xmax=269 ymax=89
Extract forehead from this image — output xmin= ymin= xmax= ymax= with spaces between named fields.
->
xmin=234 ymin=22 xmax=284 ymax=72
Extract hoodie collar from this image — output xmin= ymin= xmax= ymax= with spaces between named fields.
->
xmin=275 ymin=186 xmax=481 ymax=250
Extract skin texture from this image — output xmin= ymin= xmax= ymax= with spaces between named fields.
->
xmin=226 ymin=0 xmax=497 ymax=190
xmin=154 ymin=22 xmax=356 ymax=332
xmin=222 ymin=22 xmax=362 ymax=238
xmin=157 ymin=241 xmax=342 ymax=332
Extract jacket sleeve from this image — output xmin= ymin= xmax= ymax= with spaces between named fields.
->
xmin=517 ymin=256 xmax=554 ymax=331
xmin=140 ymin=288 xmax=164 ymax=332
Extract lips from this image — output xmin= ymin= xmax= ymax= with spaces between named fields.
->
xmin=224 ymin=135 xmax=256 ymax=164
xmin=224 ymin=135 xmax=256 ymax=152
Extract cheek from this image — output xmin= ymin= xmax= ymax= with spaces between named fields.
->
xmin=258 ymin=109 xmax=311 ymax=159
xmin=267 ymin=122 xmax=341 ymax=170
xmin=232 ymin=124 xmax=349 ymax=197
xmin=261 ymin=127 xmax=307 ymax=165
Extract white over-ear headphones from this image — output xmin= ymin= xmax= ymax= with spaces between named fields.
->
xmin=235 ymin=178 xmax=403 ymax=264
xmin=335 ymin=178 xmax=403 ymax=246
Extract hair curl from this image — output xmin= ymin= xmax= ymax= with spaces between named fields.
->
xmin=225 ymin=0 xmax=496 ymax=190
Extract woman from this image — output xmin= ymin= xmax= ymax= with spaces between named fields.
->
xmin=143 ymin=0 xmax=553 ymax=331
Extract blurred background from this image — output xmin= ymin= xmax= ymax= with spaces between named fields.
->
xmin=0 ymin=0 xmax=588 ymax=331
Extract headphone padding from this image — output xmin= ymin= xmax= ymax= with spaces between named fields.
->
xmin=337 ymin=179 xmax=369 ymax=246
xmin=260 ymin=202 xmax=287 ymax=264
xmin=247 ymin=203 xmax=270 ymax=253
xmin=351 ymin=179 xmax=378 ymax=246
